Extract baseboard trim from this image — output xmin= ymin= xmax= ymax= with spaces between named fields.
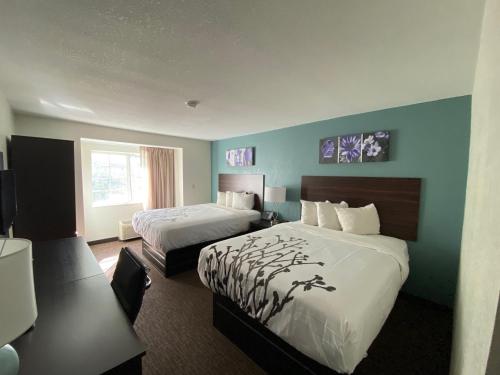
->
xmin=87 ymin=236 xmax=119 ymax=246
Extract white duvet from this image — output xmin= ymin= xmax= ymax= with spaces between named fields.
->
xmin=197 ymin=221 xmax=409 ymax=374
xmin=132 ymin=203 xmax=260 ymax=254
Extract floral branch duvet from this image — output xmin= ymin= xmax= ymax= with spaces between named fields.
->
xmin=198 ymin=222 xmax=409 ymax=374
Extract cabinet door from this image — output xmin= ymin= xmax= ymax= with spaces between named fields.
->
xmin=10 ymin=135 xmax=76 ymax=241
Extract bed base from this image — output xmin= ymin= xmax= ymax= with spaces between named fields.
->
xmin=142 ymin=238 xmax=206 ymax=277
xmin=142 ymin=234 xmax=247 ymax=277
xmin=213 ymin=294 xmax=338 ymax=375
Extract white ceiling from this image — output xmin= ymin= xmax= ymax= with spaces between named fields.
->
xmin=0 ymin=0 xmax=485 ymax=140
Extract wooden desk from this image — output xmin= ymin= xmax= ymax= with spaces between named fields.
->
xmin=12 ymin=237 xmax=146 ymax=375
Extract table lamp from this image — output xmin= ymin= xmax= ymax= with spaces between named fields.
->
xmin=0 ymin=238 xmax=37 ymax=375
xmin=264 ymin=186 xmax=286 ymax=225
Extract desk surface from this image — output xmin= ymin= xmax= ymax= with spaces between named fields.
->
xmin=12 ymin=237 xmax=146 ymax=375
xmin=32 ymin=237 xmax=103 ymax=288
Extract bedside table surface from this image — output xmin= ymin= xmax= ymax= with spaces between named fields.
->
xmin=250 ymin=219 xmax=288 ymax=230
xmin=250 ymin=219 xmax=272 ymax=228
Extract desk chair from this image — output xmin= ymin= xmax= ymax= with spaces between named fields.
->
xmin=111 ymin=247 xmax=152 ymax=324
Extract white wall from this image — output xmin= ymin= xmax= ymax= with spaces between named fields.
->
xmin=451 ymin=0 xmax=500 ymax=374
xmin=0 ymin=90 xmax=14 ymax=169
xmin=0 ymin=91 xmax=15 ymax=237
xmin=14 ymin=113 xmax=211 ymax=239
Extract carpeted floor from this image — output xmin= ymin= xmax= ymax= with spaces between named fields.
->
xmin=91 ymin=239 xmax=453 ymax=375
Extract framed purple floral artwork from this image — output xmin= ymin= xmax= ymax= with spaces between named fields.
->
xmin=319 ymin=136 xmax=339 ymax=164
xmin=362 ymin=131 xmax=390 ymax=162
xmin=226 ymin=147 xmax=255 ymax=166
xmin=318 ymin=130 xmax=390 ymax=164
xmin=339 ymin=134 xmax=362 ymax=163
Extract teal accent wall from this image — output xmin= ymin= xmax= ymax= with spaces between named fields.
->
xmin=211 ymin=96 xmax=471 ymax=306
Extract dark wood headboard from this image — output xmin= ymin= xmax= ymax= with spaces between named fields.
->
xmin=301 ymin=176 xmax=421 ymax=241
xmin=218 ymin=174 xmax=265 ymax=211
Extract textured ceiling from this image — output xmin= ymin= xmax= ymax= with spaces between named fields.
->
xmin=0 ymin=0 xmax=485 ymax=140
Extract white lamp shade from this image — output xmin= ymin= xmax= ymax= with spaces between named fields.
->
xmin=264 ymin=186 xmax=286 ymax=203
xmin=0 ymin=239 xmax=38 ymax=347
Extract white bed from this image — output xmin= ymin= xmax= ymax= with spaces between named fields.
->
xmin=197 ymin=221 xmax=409 ymax=374
xmin=132 ymin=203 xmax=261 ymax=254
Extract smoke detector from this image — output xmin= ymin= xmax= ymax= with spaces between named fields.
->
xmin=185 ymin=100 xmax=200 ymax=108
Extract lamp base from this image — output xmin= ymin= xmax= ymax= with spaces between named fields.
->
xmin=0 ymin=344 xmax=19 ymax=375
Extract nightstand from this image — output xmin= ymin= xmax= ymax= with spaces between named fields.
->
xmin=249 ymin=219 xmax=287 ymax=232
xmin=249 ymin=219 xmax=273 ymax=232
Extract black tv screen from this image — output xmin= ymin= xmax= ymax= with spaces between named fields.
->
xmin=0 ymin=170 xmax=17 ymax=235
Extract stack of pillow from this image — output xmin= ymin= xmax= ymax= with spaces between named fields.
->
xmin=300 ymin=199 xmax=380 ymax=235
xmin=217 ymin=191 xmax=255 ymax=210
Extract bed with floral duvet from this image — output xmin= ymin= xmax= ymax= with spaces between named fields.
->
xmin=198 ymin=221 xmax=409 ymax=374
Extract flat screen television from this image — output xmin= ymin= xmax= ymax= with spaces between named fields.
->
xmin=0 ymin=170 xmax=17 ymax=235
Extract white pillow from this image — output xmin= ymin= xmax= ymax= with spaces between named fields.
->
xmin=300 ymin=200 xmax=319 ymax=226
xmin=315 ymin=201 xmax=348 ymax=230
xmin=232 ymin=192 xmax=255 ymax=210
xmin=225 ymin=191 xmax=234 ymax=207
xmin=335 ymin=203 xmax=380 ymax=235
xmin=216 ymin=191 xmax=226 ymax=206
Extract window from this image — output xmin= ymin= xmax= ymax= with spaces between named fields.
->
xmin=91 ymin=151 xmax=143 ymax=206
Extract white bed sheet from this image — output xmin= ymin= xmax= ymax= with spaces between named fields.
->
xmin=197 ymin=221 xmax=409 ymax=374
xmin=132 ymin=203 xmax=261 ymax=254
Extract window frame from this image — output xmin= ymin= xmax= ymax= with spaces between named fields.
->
xmin=90 ymin=150 xmax=143 ymax=208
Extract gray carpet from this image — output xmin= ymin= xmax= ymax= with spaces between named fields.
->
xmin=91 ymin=240 xmax=452 ymax=375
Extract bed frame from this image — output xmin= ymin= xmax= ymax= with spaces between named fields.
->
xmin=212 ymin=175 xmax=422 ymax=374
xmin=214 ymin=294 xmax=338 ymax=374
xmin=142 ymin=173 xmax=264 ymax=277
xmin=301 ymin=176 xmax=422 ymax=240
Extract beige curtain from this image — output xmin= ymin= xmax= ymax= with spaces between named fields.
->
xmin=140 ymin=146 xmax=175 ymax=210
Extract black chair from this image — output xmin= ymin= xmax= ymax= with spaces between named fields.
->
xmin=111 ymin=247 xmax=152 ymax=324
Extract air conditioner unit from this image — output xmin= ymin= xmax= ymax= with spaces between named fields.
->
xmin=119 ymin=220 xmax=139 ymax=241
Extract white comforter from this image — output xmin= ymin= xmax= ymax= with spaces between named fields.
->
xmin=197 ymin=221 xmax=409 ymax=374
xmin=132 ymin=203 xmax=260 ymax=254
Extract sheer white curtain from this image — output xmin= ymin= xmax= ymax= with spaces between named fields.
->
xmin=140 ymin=146 xmax=175 ymax=210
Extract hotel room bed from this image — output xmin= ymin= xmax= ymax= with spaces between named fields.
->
xmin=198 ymin=222 xmax=409 ymax=374
xmin=133 ymin=173 xmax=264 ymax=277
xmin=198 ymin=175 xmax=421 ymax=374
xmin=132 ymin=203 xmax=261 ymax=253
